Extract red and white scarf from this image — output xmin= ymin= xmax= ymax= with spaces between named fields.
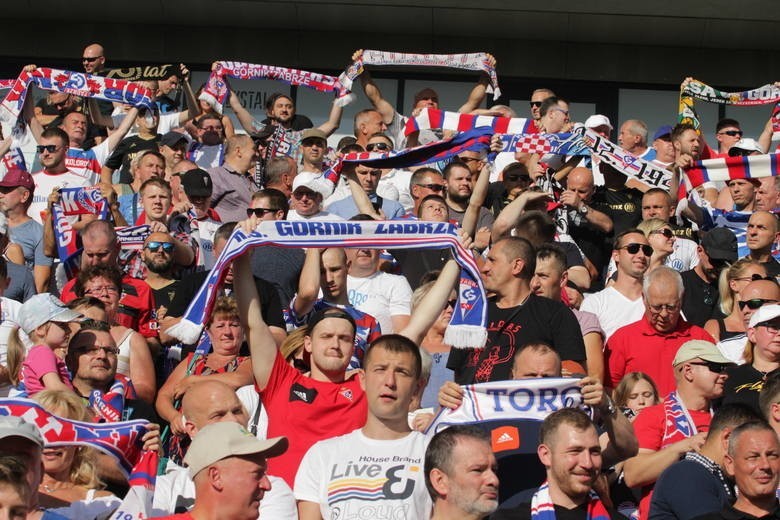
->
xmin=404 ymin=108 xmax=531 ymax=136
xmin=679 ymin=79 xmax=780 ymax=139
xmin=684 ymin=152 xmax=780 ymax=188
xmin=339 ymin=50 xmax=500 ymax=100
xmin=200 ymin=61 xmax=353 ymax=113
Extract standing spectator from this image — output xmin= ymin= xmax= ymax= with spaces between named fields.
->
xmin=443 ymin=161 xmax=494 ymax=230
xmin=328 ymin=163 xmax=405 ymax=220
xmin=745 ymin=211 xmax=780 ymax=279
xmin=169 ymin=168 xmax=221 ymax=270
xmin=208 ymin=134 xmax=259 ymax=222
xmin=188 ymin=113 xmax=227 ymax=169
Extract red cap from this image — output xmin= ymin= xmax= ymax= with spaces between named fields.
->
xmin=0 ymin=169 xmax=34 ymax=191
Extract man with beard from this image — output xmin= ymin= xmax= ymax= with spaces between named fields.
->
xmin=443 ymin=161 xmax=494 ymax=230
xmin=425 ymin=425 xmax=499 ymax=520
xmin=141 ymin=232 xmax=181 ymax=322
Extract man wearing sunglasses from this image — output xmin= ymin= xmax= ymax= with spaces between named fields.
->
xmin=623 ymin=340 xmax=733 ymax=520
xmin=713 ymin=118 xmax=744 ymax=157
xmin=722 ymin=304 xmax=780 ymax=414
xmin=408 ymin=168 xmax=447 ymax=218
xmin=141 ymin=232 xmax=181 ymax=322
xmin=681 ymin=228 xmax=738 ymax=327
xmin=288 ymin=172 xmax=340 ymax=222
xmin=606 ymin=266 xmax=715 ymax=396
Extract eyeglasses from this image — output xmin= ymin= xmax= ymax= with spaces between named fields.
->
xmin=688 ymin=361 xmax=731 ymax=374
xmin=84 ymin=285 xmax=119 ymax=296
xmin=718 ymin=130 xmax=743 ymax=137
xmin=650 ymin=228 xmax=674 ymax=239
xmin=416 ymin=183 xmax=445 ymax=193
xmin=36 ymin=144 xmax=61 ymax=154
xmin=366 ymin=142 xmax=391 ymax=152
xmin=648 ymin=303 xmax=681 ymax=314
xmin=293 ymin=190 xmax=317 ymax=200
xmin=246 ymin=207 xmax=279 ymax=217
xmin=619 ymin=243 xmax=653 ymax=256
xmin=505 ymin=174 xmax=531 ymax=183
xmin=738 ymin=298 xmax=779 ymax=310
xmin=81 ymin=56 xmax=102 ymax=63
xmin=734 ymin=274 xmax=774 ymax=283
xmin=74 ymin=345 xmax=120 ymax=357
xmin=301 ymin=139 xmax=325 ymax=148
xmin=457 ymin=156 xmax=483 ymax=163
xmin=529 ymin=101 xmax=543 ymax=108
xmin=144 ymin=241 xmax=175 ymax=253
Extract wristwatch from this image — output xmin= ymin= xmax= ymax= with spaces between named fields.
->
xmin=601 ymin=395 xmax=618 ymax=417
xmin=578 ymin=203 xmax=589 ymax=215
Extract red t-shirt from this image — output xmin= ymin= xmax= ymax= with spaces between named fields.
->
xmin=605 ymin=317 xmax=714 ymax=396
xmin=152 ymin=514 xmax=194 ymax=520
xmin=633 ymin=401 xmax=713 ymax=520
xmin=60 ymin=274 xmax=157 ymax=339
xmin=259 ymin=351 xmax=367 ymax=486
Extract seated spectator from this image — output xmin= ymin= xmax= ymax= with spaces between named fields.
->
xmin=716 ymin=277 xmax=780 ymax=363
xmin=72 ymin=265 xmax=156 ymax=404
xmin=705 ymin=259 xmax=767 ymax=345
xmin=114 ymin=150 xmax=165 ymax=224
xmin=613 ymin=372 xmax=660 ymax=419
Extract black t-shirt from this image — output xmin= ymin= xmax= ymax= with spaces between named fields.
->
xmin=260 ymin=114 xmax=313 ymax=131
xmin=721 ymin=363 xmax=780 ymax=414
xmin=166 ymin=271 xmax=286 ymax=331
xmin=590 ymin=186 xmax=643 ymax=236
xmin=391 ymin=247 xmax=451 ymax=289
xmin=151 ymin=280 xmax=182 ymax=318
xmin=680 ymin=269 xmax=720 ymax=327
xmin=762 ymin=258 xmax=780 ymax=280
xmin=250 ymin=245 xmax=305 ymax=309
xmin=447 ymin=294 xmax=586 ymax=384
xmin=104 ymin=134 xmax=162 ymax=184
xmin=493 ymin=500 xmax=628 ymax=520
xmin=671 ymin=222 xmax=699 ymax=243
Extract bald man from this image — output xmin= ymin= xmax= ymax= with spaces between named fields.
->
xmin=745 ymin=211 xmax=780 ymax=279
xmin=81 ymin=43 xmax=105 ymax=75
xmin=716 ymin=279 xmax=780 ymax=364
xmin=153 ymin=380 xmax=296 ymax=518
xmin=208 ymin=134 xmax=259 ymax=221
xmin=564 ymin=167 xmax=614 ymax=274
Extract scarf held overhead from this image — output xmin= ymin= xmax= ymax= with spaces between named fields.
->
xmin=167 ymin=220 xmax=487 ymax=349
xmin=0 ymin=67 xmax=155 ymax=123
xmin=679 ymin=79 xmax=780 ymax=139
xmin=339 ymin=50 xmax=500 ymax=100
xmin=684 ymin=152 xmax=780 ymax=188
xmin=200 ymin=61 xmax=353 ymax=114
xmin=404 ymin=108 xmax=532 ymax=136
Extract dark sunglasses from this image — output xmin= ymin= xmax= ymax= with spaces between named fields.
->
xmin=620 ymin=243 xmax=653 ymax=256
xmin=82 ymin=56 xmax=102 ymax=63
xmin=366 ymin=142 xmax=391 ymax=152
xmin=246 ymin=207 xmax=279 ymax=217
xmin=735 ymin=274 xmax=775 ymax=282
xmin=651 ymin=228 xmax=674 ymax=239
xmin=36 ymin=144 xmax=60 ymax=154
xmin=529 ymin=101 xmax=543 ymax=108
xmin=144 ymin=241 xmax=175 ymax=253
xmin=719 ymin=130 xmax=743 ymax=137
xmin=417 ymin=183 xmax=445 ymax=193
xmin=738 ymin=298 xmax=779 ymax=310
xmin=505 ymin=174 xmax=531 ymax=183
xmin=688 ymin=361 xmax=730 ymax=374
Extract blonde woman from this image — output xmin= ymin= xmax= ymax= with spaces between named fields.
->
xmin=704 ymin=259 xmax=768 ymax=342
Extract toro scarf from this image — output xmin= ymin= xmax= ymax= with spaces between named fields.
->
xmin=679 ymin=79 xmax=780 ymax=139
xmin=200 ymin=61 xmax=352 ymax=114
xmin=339 ymin=50 xmax=500 ymax=100
xmin=167 ymin=220 xmax=488 ymax=349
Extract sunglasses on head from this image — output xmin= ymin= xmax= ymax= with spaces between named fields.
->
xmin=36 ymin=144 xmax=60 ymax=154
xmin=417 ymin=183 xmax=445 ymax=193
xmin=144 ymin=241 xmax=175 ymax=253
xmin=688 ymin=361 xmax=730 ymax=374
xmin=246 ymin=207 xmax=279 ymax=217
xmin=739 ymin=298 xmax=779 ymax=310
xmin=366 ymin=142 xmax=391 ymax=152
xmin=650 ymin=228 xmax=674 ymax=239
xmin=620 ymin=243 xmax=653 ymax=256
xmin=719 ymin=130 xmax=743 ymax=137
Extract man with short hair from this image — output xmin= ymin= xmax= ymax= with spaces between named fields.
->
xmin=295 ymin=335 xmax=432 ymax=519
xmin=714 ymin=118 xmax=744 ymax=157
xmin=691 ymin=422 xmax=780 ymax=520
xmin=208 ymin=134 xmax=259 ymax=222
xmin=606 ymin=266 xmax=715 ymax=395
xmin=158 ymin=131 xmax=189 ymax=177
xmin=642 ymin=188 xmax=697 ymax=241
xmin=623 ymin=340 xmax=733 ymax=520
xmin=581 ymin=229 xmax=650 ymax=340
xmin=353 ymin=109 xmax=388 ymax=149
xmin=264 ymin=156 xmax=298 ymax=198
xmin=328 ymin=163 xmax=405 ymax=220
xmin=443 ymin=160 xmax=494 ymax=230
xmin=755 ymin=177 xmax=780 ymax=213
xmin=189 ymin=113 xmax=226 ymax=169
xmin=680 ymin=228 xmax=737 ymax=327
xmin=425 ymin=425 xmax=499 ymax=520
xmin=290 ymin=247 xmax=381 ymax=368
xmin=448 ymin=236 xmax=586 ymax=383
xmin=408 ymin=167 xmax=446 ymax=217
xmin=650 ymin=404 xmax=763 ymax=520
xmin=154 ymin=421 xmax=288 ymax=520
xmin=619 ymin=119 xmax=652 ymax=160
xmin=493 ymin=408 xmax=623 ymax=520
xmin=141 ymin=231 xmax=181 ymax=320
xmin=152 ymin=380 xmax=296 ymax=518
xmin=536 ymin=97 xmax=570 ymax=134
xmin=0 ymin=169 xmax=52 ymax=292
xmin=651 ymin=125 xmax=676 ymax=166
xmin=745 ymin=211 xmax=780 ymax=279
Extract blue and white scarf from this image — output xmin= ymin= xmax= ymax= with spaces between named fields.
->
xmin=532 ymin=481 xmax=611 ymax=520
xmin=167 ymin=219 xmax=487 ymax=349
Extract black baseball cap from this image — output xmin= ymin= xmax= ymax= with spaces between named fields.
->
xmin=179 ymin=168 xmax=213 ymax=198
xmin=160 ymin=131 xmax=189 ymax=148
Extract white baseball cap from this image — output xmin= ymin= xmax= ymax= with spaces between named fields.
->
xmin=584 ymin=115 xmax=613 ymax=131
xmin=749 ymin=304 xmax=780 ymax=329
xmin=17 ymin=293 xmax=83 ymax=335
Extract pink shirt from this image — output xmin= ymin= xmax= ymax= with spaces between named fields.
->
xmin=21 ymin=344 xmax=72 ymax=395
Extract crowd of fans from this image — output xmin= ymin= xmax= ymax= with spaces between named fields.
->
xmin=0 ymin=42 xmax=779 ymax=520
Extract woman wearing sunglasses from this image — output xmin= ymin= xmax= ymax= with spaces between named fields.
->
xmin=704 ymin=259 xmax=768 ymax=345
xmin=721 ymin=304 xmax=780 ymax=413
